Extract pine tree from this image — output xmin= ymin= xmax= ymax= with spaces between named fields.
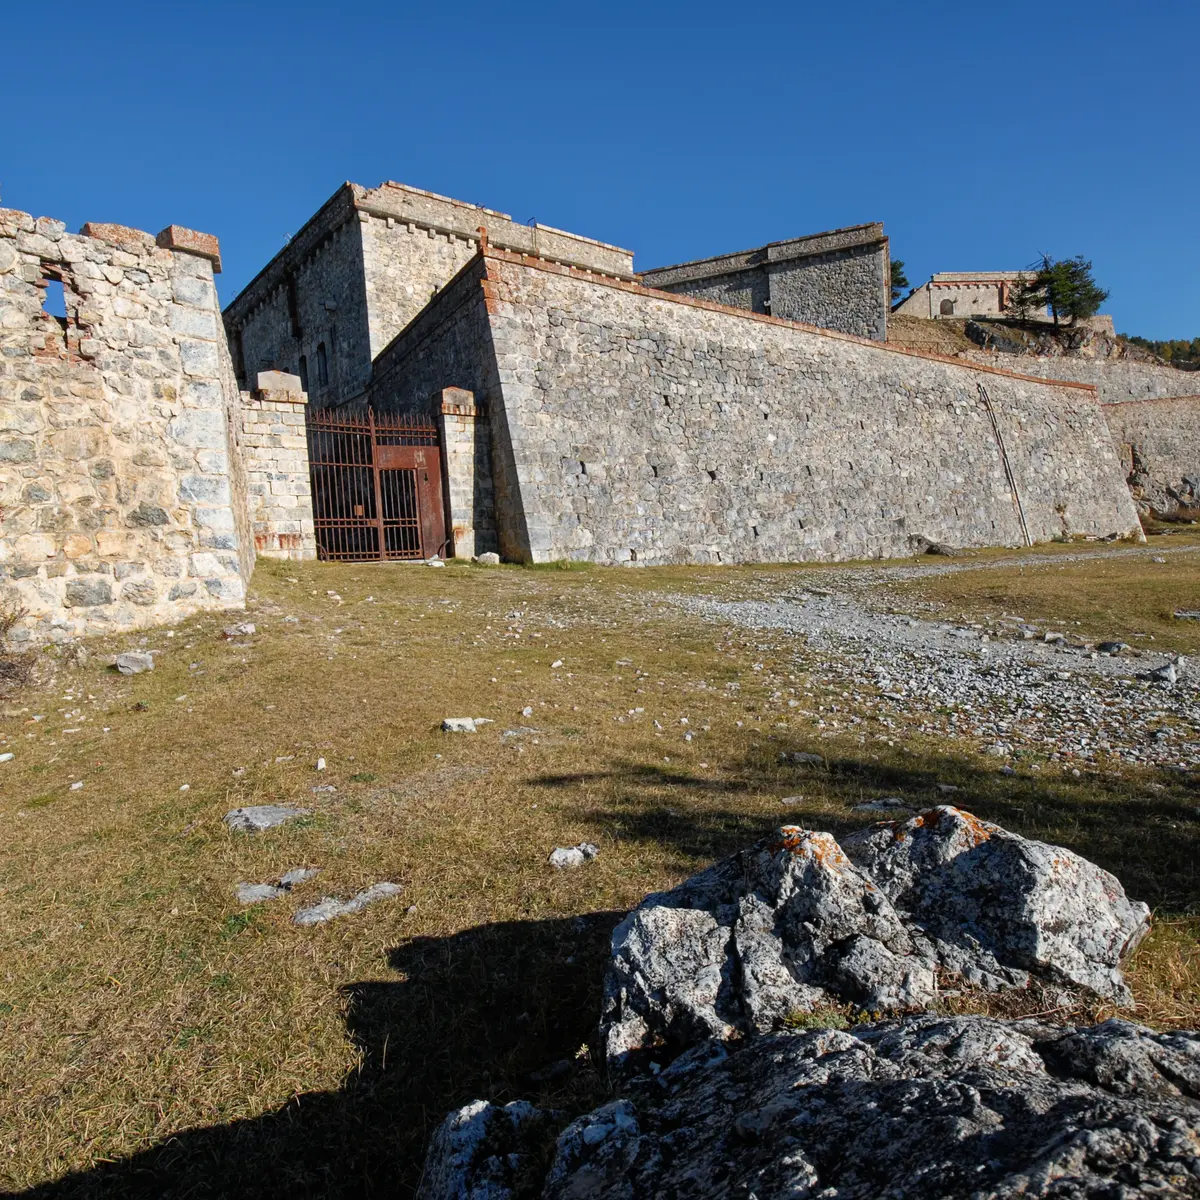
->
xmin=889 ymin=259 xmax=910 ymax=304
xmin=1026 ymin=256 xmax=1109 ymax=327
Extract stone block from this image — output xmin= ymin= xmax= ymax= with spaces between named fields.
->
xmin=156 ymin=226 xmax=222 ymax=273
xmin=255 ymin=370 xmax=303 ymax=394
xmin=167 ymin=409 xmax=225 ymax=450
xmin=80 ymin=222 xmax=155 ymax=248
xmin=179 ymin=339 xmax=221 ymax=378
xmin=172 ymin=276 xmax=216 ymax=308
xmin=63 ymin=577 xmax=113 ymax=607
xmin=169 ymin=305 xmax=218 ymax=339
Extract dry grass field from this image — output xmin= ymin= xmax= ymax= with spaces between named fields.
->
xmin=1 ymin=538 xmax=1197 ymax=1198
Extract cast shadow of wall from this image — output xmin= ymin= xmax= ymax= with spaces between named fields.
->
xmin=15 ymin=912 xmax=621 ymax=1200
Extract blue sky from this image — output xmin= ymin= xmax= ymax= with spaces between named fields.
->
xmin=3 ymin=1 xmax=1196 ymax=338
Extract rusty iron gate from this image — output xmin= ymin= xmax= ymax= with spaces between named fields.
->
xmin=306 ymin=408 xmax=448 ymax=561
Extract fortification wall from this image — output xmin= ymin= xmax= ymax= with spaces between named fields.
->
xmin=226 ymin=213 xmax=370 ymax=406
xmin=641 ymin=225 xmax=888 ymax=341
xmin=0 ymin=209 xmax=251 ymax=642
xmin=365 ymin=258 xmax=500 ymax=556
xmin=966 ymin=351 xmax=1193 ymax=406
xmin=477 ymin=253 xmax=1138 ymax=564
xmin=1104 ymin=395 xmax=1200 ymax=512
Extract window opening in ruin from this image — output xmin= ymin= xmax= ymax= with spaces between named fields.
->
xmin=940 ymin=298 xmax=955 ymax=316
xmin=299 ymin=355 xmax=309 ymax=393
xmin=43 ymin=277 xmax=67 ymax=321
xmin=707 ymin=469 xmax=718 ymax=482
xmin=316 ymin=343 xmax=329 ymax=387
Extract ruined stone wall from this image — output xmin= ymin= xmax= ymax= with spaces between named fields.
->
xmin=0 ymin=210 xmax=250 ymax=642
xmin=1103 ymin=395 xmax=1200 ymax=512
xmin=479 ymin=253 xmax=1139 ymax=564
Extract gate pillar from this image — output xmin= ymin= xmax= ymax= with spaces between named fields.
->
xmin=437 ymin=387 xmax=482 ymax=559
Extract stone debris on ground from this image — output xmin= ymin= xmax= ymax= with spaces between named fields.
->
xmin=670 ymin=546 xmax=1200 ymax=772
xmin=222 ymin=622 xmax=256 ymax=638
xmin=235 ymin=867 xmax=320 ymax=905
xmin=442 ymin=717 xmax=479 ymax=733
xmin=851 ymin=796 xmax=912 ymax=814
xmin=292 ymin=881 xmax=403 ymax=926
xmin=113 ymin=651 xmax=154 ymax=675
xmin=549 ymin=843 xmax=600 ymax=870
xmin=425 ymin=1015 xmax=1200 ymax=1199
xmin=474 ymin=552 xmax=501 ymax=566
xmin=600 ymin=807 xmax=1149 ymax=1073
xmin=223 ymin=805 xmax=311 ymax=833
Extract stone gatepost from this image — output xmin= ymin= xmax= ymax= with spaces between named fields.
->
xmin=238 ymin=371 xmax=317 ymax=560
xmin=437 ymin=387 xmax=483 ymax=558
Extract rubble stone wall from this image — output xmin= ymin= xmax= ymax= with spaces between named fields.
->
xmin=1104 ymin=394 xmax=1200 ymax=512
xmin=967 ymin=351 xmax=1194 ymax=406
xmin=0 ymin=209 xmax=251 ymax=642
xmin=237 ymin=383 xmax=316 ymax=559
xmin=480 ymin=253 xmax=1140 ymax=564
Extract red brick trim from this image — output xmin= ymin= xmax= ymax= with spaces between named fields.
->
xmin=478 ymin=248 xmax=1101 ymax=395
xmin=1102 ymin=394 xmax=1200 ymax=408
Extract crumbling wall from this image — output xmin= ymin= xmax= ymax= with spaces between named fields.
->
xmin=1104 ymin=395 xmax=1200 ymax=513
xmin=0 ymin=210 xmax=250 ymax=642
xmin=479 ymin=252 xmax=1140 ymax=564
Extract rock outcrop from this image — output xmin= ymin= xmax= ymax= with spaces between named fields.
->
xmin=541 ymin=1016 xmax=1200 ymax=1199
xmin=600 ymin=808 xmax=1150 ymax=1072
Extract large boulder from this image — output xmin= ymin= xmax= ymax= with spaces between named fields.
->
xmin=601 ymin=809 xmax=1150 ymax=1072
xmin=540 ymin=1016 xmax=1200 ymax=1199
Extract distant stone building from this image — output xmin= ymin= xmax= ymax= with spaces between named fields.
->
xmin=639 ymin=223 xmax=889 ymax=341
xmin=894 ymin=271 xmax=1114 ymax=333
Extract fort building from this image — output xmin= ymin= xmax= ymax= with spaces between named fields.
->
xmin=639 ymin=223 xmax=889 ymax=342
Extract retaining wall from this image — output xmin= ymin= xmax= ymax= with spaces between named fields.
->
xmin=1103 ymin=395 xmax=1200 ymax=512
xmin=477 ymin=252 xmax=1140 ymax=563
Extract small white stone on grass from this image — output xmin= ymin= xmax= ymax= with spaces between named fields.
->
xmin=853 ymin=797 xmax=912 ymax=814
xmin=475 ymin=552 xmax=501 ymax=566
xmin=549 ymin=843 xmax=600 ymax=870
xmin=235 ymin=867 xmax=321 ymax=906
xmin=0 ymin=753 xmax=13 ymax=764
xmin=224 ymin=805 xmax=311 ymax=832
xmin=223 ymin=623 xmax=256 ymax=638
xmin=316 ymin=757 xmax=326 ymax=771
xmin=70 ymin=781 xmax=83 ymax=791
xmin=551 ymin=660 xmax=564 ymax=669
xmin=521 ymin=706 xmax=534 ymax=717
xmin=442 ymin=717 xmax=477 ymax=733
xmin=293 ymin=881 xmax=403 ymax=926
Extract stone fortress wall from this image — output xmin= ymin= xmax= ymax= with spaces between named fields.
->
xmin=223 ymin=182 xmax=634 ymax=411
xmin=1103 ymin=393 xmax=1200 ymax=513
xmin=366 ymin=247 xmax=1141 ymax=565
xmin=639 ymin=224 xmax=889 ymax=341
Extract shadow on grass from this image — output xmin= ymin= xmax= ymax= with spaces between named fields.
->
xmin=14 ymin=913 xmax=621 ymax=1200
xmin=532 ymin=741 xmax=1200 ymax=912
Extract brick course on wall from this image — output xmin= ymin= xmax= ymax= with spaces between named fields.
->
xmin=1103 ymin=394 xmax=1200 ymax=512
xmin=0 ymin=209 xmax=252 ymax=642
xmin=966 ymin=351 xmax=1194 ymax=406
xmin=398 ymin=250 xmax=1139 ymax=565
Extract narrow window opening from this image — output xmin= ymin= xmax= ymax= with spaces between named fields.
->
xmin=43 ymin=277 xmax=66 ymax=321
xmin=752 ymin=525 xmax=759 ymax=539
xmin=663 ymin=395 xmax=671 ymax=408
xmin=707 ymin=469 xmax=718 ymax=482
xmin=299 ymin=355 xmax=309 ymax=393
xmin=316 ymin=342 xmax=329 ymax=387
xmin=630 ymin=549 xmax=638 ymax=561
xmin=579 ymin=461 xmax=587 ymax=475
xmin=650 ymin=464 xmax=658 ymax=478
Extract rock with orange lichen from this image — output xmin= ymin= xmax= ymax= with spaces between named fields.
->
xmin=842 ymin=805 xmax=1151 ymax=1003
xmin=601 ymin=825 xmax=937 ymax=1074
xmin=600 ymin=811 xmax=1150 ymax=1076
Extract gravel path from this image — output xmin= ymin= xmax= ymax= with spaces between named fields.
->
xmin=668 ymin=545 xmax=1199 ymax=772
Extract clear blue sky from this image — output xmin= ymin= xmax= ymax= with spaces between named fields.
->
xmin=3 ymin=0 xmax=1196 ymax=339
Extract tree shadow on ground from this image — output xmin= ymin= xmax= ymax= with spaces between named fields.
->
xmin=13 ymin=912 xmax=621 ymax=1200
xmin=532 ymin=742 xmax=1200 ymax=912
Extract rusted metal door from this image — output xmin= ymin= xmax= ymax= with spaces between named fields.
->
xmin=306 ymin=408 xmax=448 ymax=561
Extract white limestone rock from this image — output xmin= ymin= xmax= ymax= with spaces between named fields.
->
xmin=549 ymin=843 xmax=600 ymax=870
xmin=223 ymin=804 xmax=310 ymax=832
xmin=292 ymin=881 xmax=403 ymax=926
xmin=600 ymin=809 xmax=1149 ymax=1074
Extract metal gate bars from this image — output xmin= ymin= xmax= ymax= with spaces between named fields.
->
xmin=306 ymin=408 xmax=448 ymax=562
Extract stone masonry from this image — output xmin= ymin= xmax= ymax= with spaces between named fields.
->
xmin=236 ymin=371 xmax=316 ymax=559
xmin=1103 ymin=394 xmax=1200 ymax=513
xmin=223 ymin=181 xmax=635 ymax=411
xmin=0 ymin=210 xmax=256 ymax=642
xmin=365 ymin=248 xmax=1141 ymax=565
xmin=640 ymin=224 xmax=889 ymax=341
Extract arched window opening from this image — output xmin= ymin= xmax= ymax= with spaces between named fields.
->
xmin=939 ymin=298 xmax=955 ymax=316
